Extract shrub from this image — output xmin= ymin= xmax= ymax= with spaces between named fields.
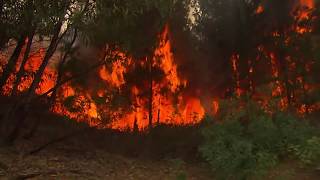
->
xmin=199 ymin=99 xmax=320 ymax=179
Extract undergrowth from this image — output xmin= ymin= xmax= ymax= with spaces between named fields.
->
xmin=199 ymin=98 xmax=320 ymax=180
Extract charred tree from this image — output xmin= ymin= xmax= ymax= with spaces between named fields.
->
xmin=1 ymin=21 xmax=63 ymax=144
xmin=0 ymin=0 xmax=35 ymax=90
xmin=11 ymin=27 xmax=36 ymax=96
xmin=277 ymin=46 xmax=293 ymax=107
xmin=157 ymin=97 xmax=161 ymax=125
xmin=50 ymin=28 xmax=78 ymax=104
xmin=0 ymin=34 xmax=27 ymax=90
xmin=148 ymin=56 xmax=153 ymax=130
xmin=26 ymin=21 xmax=63 ymax=100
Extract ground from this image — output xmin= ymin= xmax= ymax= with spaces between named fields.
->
xmin=0 ymin=112 xmax=319 ymax=180
xmin=0 ymin=115 xmax=212 ymax=180
xmin=0 ymin=143 xmax=211 ymax=180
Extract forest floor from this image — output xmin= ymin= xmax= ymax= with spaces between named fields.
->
xmin=0 ymin=110 xmax=319 ymax=179
xmin=0 ymin=143 xmax=211 ymax=180
xmin=0 ymin=112 xmax=213 ymax=180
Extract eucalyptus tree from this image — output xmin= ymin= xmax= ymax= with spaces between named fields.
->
xmin=1 ymin=0 xmax=177 ymax=143
xmin=0 ymin=0 xmax=35 ymax=89
xmin=193 ymin=0 xmax=319 ymax=110
xmin=0 ymin=0 xmax=94 ymax=144
xmin=73 ymin=0 xmax=177 ymax=129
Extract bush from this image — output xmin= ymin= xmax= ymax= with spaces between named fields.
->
xmin=199 ymin=99 xmax=320 ymax=179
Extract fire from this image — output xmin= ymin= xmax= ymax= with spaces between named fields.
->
xmin=300 ymin=0 xmax=314 ymax=8
xmin=1 ymin=0 xmax=318 ymax=131
xmin=99 ymin=51 xmax=131 ymax=88
xmin=2 ymin=48 xmax=57 ymax=95
xmin=30 ymin=23 xmax=214 ymax=131
xmin=231 ymin=54 xmax=242 ymax=97
xmin=154 ymin=24 xmax=184 ymax=92
xmin=52 ymin=89 xmax=101 ymax=126
xmin=108 ymin=24 xmax=211 ymax=131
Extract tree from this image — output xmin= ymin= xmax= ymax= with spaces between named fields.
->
xmin=0 ymin=0 xmax=35 ymax=90
xmin=0 ymin=0 xmax=176 ymax=143
xmin=192 ymin=0 xmax=319 ymax=112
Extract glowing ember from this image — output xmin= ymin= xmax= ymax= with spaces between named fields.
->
xmin=255 ymin=5 xmax=264 ymax=14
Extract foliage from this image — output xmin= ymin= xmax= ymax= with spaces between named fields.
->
xmin=85 ymin=0 xmax=176 ymax=58
xmin=199 ymin=98 xmax=320 ymax=179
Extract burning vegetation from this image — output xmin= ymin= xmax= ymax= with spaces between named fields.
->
xmin=0 ymin=0 xmax=320 ymax=179
xmin=0 ymin=0 xmax=319 ymax=133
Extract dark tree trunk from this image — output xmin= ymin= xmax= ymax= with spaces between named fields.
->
xmin=26 ymin=21 xmax=63 ymax=100
xmin=50 ymin=29 xmax=78 ymax=104
xmin=278 ymin=50 xmax=293 ymax=107
xmin=0 ymin=34 xmax=27 ymax=90
xmin=0 ymin=0 xmax=36 ymax=89
xmin=0 ymin=0 xmax=7 ymax=48
xmin=11 ymin=27 xmax=36 ymax=96
xmin=157 ymin=98 xmax=160 ymax=125
xmin=133 ymin=116 xmax=138 ymax=133
xmin=148 ymin=56 xmax=153 ymax=129
xmin=0 ymin=0 xmax=3 ymax=18
xmin=3 ymin=22 xmax=63 ymax=144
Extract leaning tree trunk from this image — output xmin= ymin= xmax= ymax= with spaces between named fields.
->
xmin=3 ymin=22 xmax=63 ymax=144
xmin=50 ymin=29 xmax=78 ymax=104
xmin=0 ymin=0 xmax=35 ymax=89
xmin=11 ymin=27 xmax=36 ymax=96
xmin=24 ymin=29 xmax=78 ymax=139
xmin=0 ymin=34 xmax=27 ymax=90
xmin=26 ymin=22 xmax=62 ymax=99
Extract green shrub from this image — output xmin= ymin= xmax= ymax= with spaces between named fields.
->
xmin=199 ymin=99 xmax=320 ymax=180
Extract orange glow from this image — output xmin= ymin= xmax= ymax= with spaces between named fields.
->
xmin=231 ymin=54 xmax=242 ymax=97
xmin=2 ymin=48 xmax=57 ymax=95
xmin=300 ymin=0 xmax=314 ymax=8
xmin=108 ymin=25 xmax=209 ymax=131
xmin=255 ymin=5 xmax=264 ymax=14
xmin=154 ymin=24 xmax=184 ymax=92
xmin=1 ymin=3 xmax=317 ymax=132
xmin=99 ymin=53 xmax=130 ymax=88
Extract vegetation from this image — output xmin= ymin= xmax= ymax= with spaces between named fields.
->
xmin=200 ymin=98 xmax=320 ymax=179
xmin=0 ymin=0 xmax=319 ymax=179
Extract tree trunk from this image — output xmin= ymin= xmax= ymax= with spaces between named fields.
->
xmin=278 ymin=50 xmax=292 ymax=107
xmin=0 ymin=0 xmax=7 ymax=48
xmin=148 ymin=56 xmax=153 ymax=129
xmin=3 ymin=22 xmax=62 ymax=144
xmin=157 ymin=97 xmax=161 ymax=125
xmin=50 ymin=29 xmax=78 ymax=104
xmin=26 ymin=22 xmax=63 ymax=100
xmin=11 ymin=27 xmax=36 ymax=96
xmin=0 ymin=34 xmax=27 ymax=90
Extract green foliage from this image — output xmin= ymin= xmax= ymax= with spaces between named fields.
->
xmin=288 ymin=137 xmax=320 ymax=165
xmin=87 ymin=0 xmax=176 ymax=57
xmin=200 ymin=99 xmax=320 ymax=179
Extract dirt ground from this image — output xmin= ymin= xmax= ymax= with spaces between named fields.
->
xmin=0 ymin=143 xmax=212 ymax=180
